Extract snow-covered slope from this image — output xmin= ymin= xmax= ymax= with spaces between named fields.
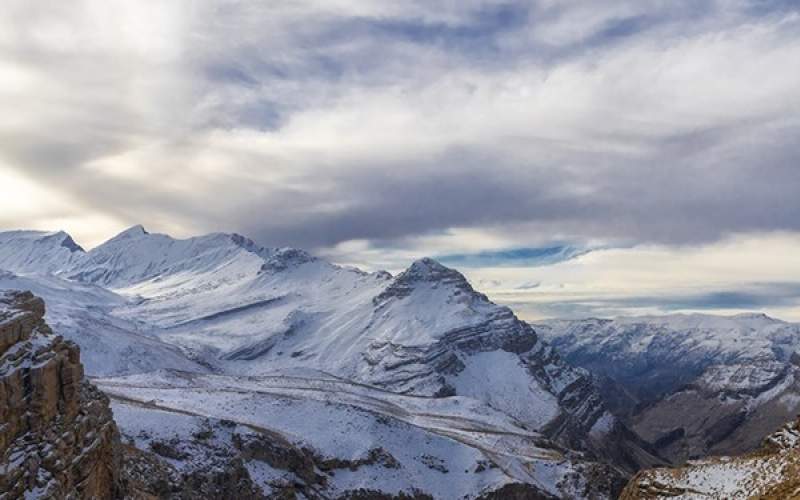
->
xmin=65 ymin=225 xmax=276 ymax=288
xmin=536 ymin=315 xmax=800 ymax=463
xmin=0 ymin=269 xmax=205 ymax=376
xmin=0 ymin=230 xmax=85 ymax=274
xmin=0 ymin=226 xmax=663 ymax=497
xmin=97 ymin=369 xmax=626 ymax=499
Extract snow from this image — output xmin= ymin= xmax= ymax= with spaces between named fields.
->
xmin=67 ymin=227 xmax=272 ymax=288
xmin=779 ymin=392 xmax=800 ymax=410
xmin=0 ymin=270 xmax=205 ymax=376
xmin=99 ymin=370 xmax=581 ymax=499
xmin=0 ymin=230 xmax=85 ymax=275
xmin=452 ymin=351 xmax=558 ymax=429
xmin=589 ymin=412 xmax=615 ymax=437
xmin=643 ymin=454 xmax=788 ymax=499
xmin=537 ymin=313 xmax=800 ymax=398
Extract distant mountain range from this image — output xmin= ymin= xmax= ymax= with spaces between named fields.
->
xmin=536 ymin=314 xmax=800 ymax=464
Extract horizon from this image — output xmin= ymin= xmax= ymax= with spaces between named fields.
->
xmin=3 ymin=223 xmax=800 ymax=322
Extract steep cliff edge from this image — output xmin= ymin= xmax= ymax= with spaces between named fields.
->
xmin=0 ymin=290 xmax=120 ymax=499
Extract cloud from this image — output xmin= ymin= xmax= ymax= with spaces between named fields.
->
xmin=469 ymin=232 xmax=800 ymax=320
xmin=438 ymin=245 xmax=590 ymax=268
xmin=0 ymin=0 xmax=798 ymax=265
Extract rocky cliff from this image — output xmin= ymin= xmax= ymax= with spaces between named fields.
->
xmin=0 ymin=290 xmax=120 ymax=499
xmin=620 ymin=416 xmax=800 ymax=499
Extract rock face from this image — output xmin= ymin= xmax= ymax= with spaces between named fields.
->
xmin=620 ymin=416 xmax=800 ymax=499
xmin=364 ymin=259 xmax=662 ymax=476
xmin=0 ymin=290 xmax=120 ymax=499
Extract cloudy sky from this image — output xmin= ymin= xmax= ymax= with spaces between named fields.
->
xmin=2 ymin=0 xmax=800 ymax=319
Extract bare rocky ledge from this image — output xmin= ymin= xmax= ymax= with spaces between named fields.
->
xmin=0 ymin=290 xmax=120 ymax=499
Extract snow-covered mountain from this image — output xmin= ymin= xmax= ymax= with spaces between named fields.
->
xmin=0 ymin=269 xmax=203 ymax=375
xmin=0 ymin=230 xmax=85 ymax=274
xmin=536 ymin=315 xmax=800 ymax=463
xmin=0 ymin=226 xmax=659 ymax=498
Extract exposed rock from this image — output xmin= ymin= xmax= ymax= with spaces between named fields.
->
xmin=630 ymin=360 xmax=800 ymax=463
xmin=120 ymin=444 xmax=183 ymax=499
xmin=149 ymin=440 xmax=190 ymax=461
xmin=318 ymin=447 xmax=401 ymax=472
xmin=620 ymin=416 xmax=800 ymax=499
xmin=260 ymin=248 xmax=318 ymax=272
xmin=0 ymin=228 xmax=668 ymax=498
xmin=336 ymin=489 xmax=433 ymax=500
xmin=232 ymin=432 xmax=324 ymax=486
xmin=0 ymin=290 xmax=121 ymax=499
xmin=120 ymin=445 xmax=266 ymax=500
xmin=476 ymin=483 xmax=556 ymax=500
xmin=179 ymin=457 xmax=266 ymax=499
xmin=372 ymin=257 xmax=479 ymax=305
xmin=369 ymin=262 xmax=665 ymax=479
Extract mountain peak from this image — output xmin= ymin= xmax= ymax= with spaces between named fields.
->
xmin=374 ymin=257 xmax=477 ymax=304
xmin=0 ymin=230 xmax=86 ymax=274
xmin=48 ymin=231 xmax=85 ymax=253
xmin=732 ymin=312 xmax=777 ymax=321
xmin=104 ymin=225 xmax=150 ymax=244
xmin=408 ymin=257 xmax=447 ymax=271
xmin=260 ymin=247 xmax=317 ymax=272
xmin=402 ymin=257 xmax=464 ymax=283
xmin=121 ymin=224 xmax=148 ymax=237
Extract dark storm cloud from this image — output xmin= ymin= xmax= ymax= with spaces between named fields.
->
xmin=229 ymin=119 xmax=800 ymax=249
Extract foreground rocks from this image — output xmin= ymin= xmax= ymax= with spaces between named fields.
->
xmin=116 ymin=410 xmax=567 ymax=500
xmin=0 ymin=291 xmax=121 ymax=499
xmin=621 ymin=416 xmax=800 ymax=499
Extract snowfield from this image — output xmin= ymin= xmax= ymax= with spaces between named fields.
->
xmin=99 ymin=369 xmax=588 ymax=498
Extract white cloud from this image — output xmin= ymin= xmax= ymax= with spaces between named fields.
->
xmin=467 ymin=232 xmax=800 ymax=320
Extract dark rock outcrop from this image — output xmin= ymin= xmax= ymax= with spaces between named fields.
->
xmin=120 ymin=445 xmax=267 ymax=500
xmin=0 ymin=290 xmax=121 ymax=499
